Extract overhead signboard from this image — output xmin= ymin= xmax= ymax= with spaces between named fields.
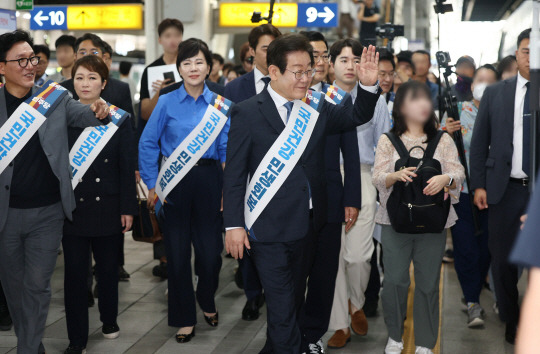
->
xmin=297 ymin=3 xmax=338 ymax=28
xmin=0 ymin=9 xmax=17 ymax=34
xmin=16 ymin=0 xmax=33 ymax=11
xmin=219 ymin=3 xmax=298 ymax=28
xmin=30 ymin=4 xmax=143 ymax=31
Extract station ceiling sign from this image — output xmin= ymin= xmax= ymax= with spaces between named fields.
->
xmin=30 ymin=4 xmax=143 ymax=31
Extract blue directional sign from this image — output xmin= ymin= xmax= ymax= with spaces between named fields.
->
xmin=30 ymin=6 xmax=67 ymax=30
xmin=297 ymin=3 xmax=338 ymax=28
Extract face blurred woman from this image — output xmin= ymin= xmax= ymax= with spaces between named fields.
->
xmin=372 ymin=81 xmax=464 ymax=354
xmin=138 ymin=39 xmax=230 ymax=343
xmin=63 ymin=55 xmax=137 ymax=354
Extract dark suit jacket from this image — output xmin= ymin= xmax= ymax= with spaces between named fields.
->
xmin=224 ymin=70 xmax=256 ymax=103
xmin=61 ymin=77 xmax=135 ymax=119
xmin=160 ymin=80 xmax=225 ymax=97
xmin=470 ymin=76 xmax=538 ymax=205
xmin=64 ymin=117 xmax=138 ymax=237
xmin=0 ymin=86 xmax=105 ymax=230
xmin=223 ymin=85 xmax=379 ymax=243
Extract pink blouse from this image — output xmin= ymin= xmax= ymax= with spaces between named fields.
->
xmin=372 ymin=132 xmax=465 ymax=229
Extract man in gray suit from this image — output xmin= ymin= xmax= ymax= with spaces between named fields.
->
xmin=470 ymin=28 xmax=532 ymax=345
xmin=0 ymin=30 xmax=109 ymax=354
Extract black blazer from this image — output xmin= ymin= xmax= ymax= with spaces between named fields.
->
xmin=61 ymin=77 xmax=135 ymax=119
xmin=160 ymin=80 xmax=225 ymax=97
xmin=63 ymin=116 xmax=138 ymax=237
xmin=470 ymin=76 xmax=539 ymax=205
xmin=325 ymin=129 xmax=362 ymax=223
xmin=224 ymin=70 xmax=256 ymax=103
xmin=223 ymin=86 xmax=379 ymax=243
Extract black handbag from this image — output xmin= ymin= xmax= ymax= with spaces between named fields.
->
xmin=132 ymin=181 xmax=163 ymax=243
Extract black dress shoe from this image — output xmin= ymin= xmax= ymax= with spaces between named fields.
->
xmin=363 ymin=300 xmax=378 ymax=318
xmin=152 ymin=262 xmax=168 ymax=279
xmin=242 ymin=294 xmax=265 ymax=321
xmin=204 ymin=312 xmax=219 ymax=327
xmin=505 ymin=324 xmax=516 ymax=345
xmin=176 ymin=327 xmax=195 ymax=343
xmin=118 ymin=266 xmax=130 ymax=281
xmin=64 ymin=345 xmax=86 ymax=354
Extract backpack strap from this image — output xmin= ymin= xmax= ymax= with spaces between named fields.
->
xmin=384 ymin=132 xmax=409 ymax=159
xmin=424 ymin=131 xmax=446 ymax=159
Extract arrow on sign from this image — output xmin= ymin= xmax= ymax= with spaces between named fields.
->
xmin=34 ymin=10 xmax=49 ymax=26
xmin=318 ymin=6 xmax=335 ymax=23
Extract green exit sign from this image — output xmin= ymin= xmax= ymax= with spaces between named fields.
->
xmin=16 ymin=0 xmax=33 ymax=10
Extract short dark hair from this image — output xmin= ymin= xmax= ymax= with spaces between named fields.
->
xmin=396 ymin=50 xmax=414 ymax=69
xmin=158 ymin=18 xmax=184 ymax=37
xmin=33 ymin=44 xmax=50 ymax=60
xmin=474 ymin=63 xmax=498 ymax=80
xmin=119 ymin=61 xmax=132 ymax=76
xmin=497 ymin=55 xmax=517 ymax=75
xmin=102 ymin=41 xmax=113 ymax=57
xmin=71 ymin=55 xmax=109 ymax=84
xmin=391 ymin=80 xmax=439 ymax=142
xmin=212 ymin=53 xmax=224 ymax=65
xmin=329 ymin=38 xmax=363 ymax=64
xmin=0 ymin=30 xmax=33 ymax=62
xmin=230 ymin=64 xmax=247 ymax=77
xmin=176 ymin=38 xmax=213 ymax=77
xmin=267 ymin=34 xmax=314 ymax=74
xmin=517 ymin=28 xmax=531 ymax=48
xmin=55 ymin=35 xmax=76 ymax=51
xmin=248 ymin=24 xmax=282 ymax=50
xmin=222 ymin=62 xmax=233 ymax=73
xmin=299 ymin=31 xmax=328 ymax=51
xmin=378 ymin=48 xmax=396 ymax=70
xmin=75 ymin=33 xmax=104 ymax=53
xmin=413 ymin=50 xmax=430 ymax=60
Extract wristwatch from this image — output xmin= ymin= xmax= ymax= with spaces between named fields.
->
xmin=446 ymin=175 xmax=454 ymax=187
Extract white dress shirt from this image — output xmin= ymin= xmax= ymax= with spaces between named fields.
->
xmin=511 ymin=72 xmax=530 ymax=179
xmin=254 ymin=66 xmax=270 ymax=94
xmin=310 ymin=81 xmax=323 ymax=93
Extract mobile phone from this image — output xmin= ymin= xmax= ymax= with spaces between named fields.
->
xmin=163 ymin=71 xmax=176 ymax=83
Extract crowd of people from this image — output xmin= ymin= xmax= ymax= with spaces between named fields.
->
xmin=0 ymin=13 xmax=533 ymax=354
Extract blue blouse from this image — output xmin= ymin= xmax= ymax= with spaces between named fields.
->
xmin=139 ymin=84 xmax=230 ymax=189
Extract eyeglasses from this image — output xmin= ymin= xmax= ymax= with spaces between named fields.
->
xmin=378 ymin=71 xmax=396 ymax=79
xmin=313 ymin=54 xmax=330 ymax=63
xmin=4 ymin=56 xmax=40 ymax=68
xmin=286 ymin=68 xmax=316 ymax=80
xmin=78 ymin=50 xmax=100 ymax=56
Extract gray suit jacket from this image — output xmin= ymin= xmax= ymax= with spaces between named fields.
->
xmin=470 ymin=76 xmax=523 ymax=205
xmin=0 ymin=86 xmax=104 ymax=230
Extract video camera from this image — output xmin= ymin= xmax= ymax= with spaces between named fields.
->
xmin=435 ymin=51 xmax=452 ymax=68
xmin=375 ymin=23 xmax=405 ymax=41
xmin=433 ymin=0 xmax=453 ymax=14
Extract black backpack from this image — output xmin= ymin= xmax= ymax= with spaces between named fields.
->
xmin=385 ymin=131 xmax=451 ymax=234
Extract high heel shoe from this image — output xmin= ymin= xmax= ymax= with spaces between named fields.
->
xmin=175 ymin=327 xmax=195 ymax=343
xmin=204 ymin=312 xmax=219 ymax=327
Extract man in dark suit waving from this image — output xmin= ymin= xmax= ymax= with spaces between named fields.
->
xmin=470 ymin=28 xmax=532 ymax=345
xmin=223 ymin=34 xmax=380 ymax=353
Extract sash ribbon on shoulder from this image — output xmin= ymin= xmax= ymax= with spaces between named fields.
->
xmin=244 ymin=90 xmax=324 ymax=233
xmin=69 ymin=102 xmax=129 ymax=189
xmin=323 ymin=84 xmax=348 ymax=105
xmin=0 ymin=80 xmax=67 ymax=175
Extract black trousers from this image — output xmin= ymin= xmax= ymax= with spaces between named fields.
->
xmin=253 ymin=229 xmax=311 ymax=354
xmin=162 ymin=165 xmax=223 ymax=327
xmin=239 ymin=255 xmax=263 ymax=301
xmin=365 ymin=239 xmax=382 ymax=305
xmin=299 ymin=221 xmax=342 ymax=348
xmin=63 ymin=233 xmax=122 ymax=347
xmin=488 ymin=181 xmax=529 ymax=328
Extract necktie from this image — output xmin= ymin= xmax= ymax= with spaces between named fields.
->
xmin=522 ymin=82 xmax=531 ymax=176
xmin=261 ymin=77 xmax=271 ymax=86
xmin=284 ymin=101 xmax=294 ymax=123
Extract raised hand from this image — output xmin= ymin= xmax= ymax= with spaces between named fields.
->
xmin=356 ymin=45 xmax=379 ymax=87
xmin=90 ymin=99 xmax=110 ymax=120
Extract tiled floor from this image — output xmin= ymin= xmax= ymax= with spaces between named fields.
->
xmin=0 ymin=235 xmax=525 ymax=353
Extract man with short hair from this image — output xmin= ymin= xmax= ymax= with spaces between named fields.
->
xmin=223 ymin=33 xmax=380 ymax=354
xmin=33 ymin=44 xmax=50 ymax=87
xmin=0 ymin=29 xmax=110 ymax=354
xmin=378 ymin=49 xmax=396 ymax=115
xmin=470 ymin=28 xmax=532 ymax=345
xmin=49 ymin=35 xmax=76 ymax=83
xmin=224 ymin=23 xmax=282 ymax=322
xmin=412 ymin=50 xmax=440 ymax=108
xmin=101 ymin=41 xmax=113 ymax=71
xmin=326 ymin=38 xmax=390 ymax=350
xmin=209 ymin=53 xmax=226 ymax=85
xmin=298 ymin=31 xmax=362 ymax=353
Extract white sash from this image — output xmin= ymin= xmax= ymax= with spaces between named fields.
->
xmin=244 ymin=91 xmax=323 ymax=230
xmin=69 ymin=103 xmax=129 ymax=189
xmin=155 ymin=94 xmax=231 ymax=201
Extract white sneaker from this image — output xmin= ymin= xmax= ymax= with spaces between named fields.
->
xmin=415 ymin=346 xmax=433 ymax=354
xmin=385 ymin=338 xmax=404 ymax=354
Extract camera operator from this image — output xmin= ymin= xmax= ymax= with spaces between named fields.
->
xmin=358 ymin=0 xmax=380 ymax=47
xmin=469 ymin=28 xmax=532 ymax=345
xmin=450 ymin=56 xmax=476 ymax=102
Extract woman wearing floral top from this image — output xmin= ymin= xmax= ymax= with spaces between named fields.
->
xmin=443 ymin=64 xmax=499 ymax=328
xmin=373 ymin=81 xmax=464 ymax=354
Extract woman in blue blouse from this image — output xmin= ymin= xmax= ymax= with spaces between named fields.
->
xmin=139 ymin=38 xmax=230 ymax=343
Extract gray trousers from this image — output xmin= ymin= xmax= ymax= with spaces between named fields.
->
xmin=380 ymin=225 xmax=446 ymax=349
xmin=0 ymin=203 xmax=64 ymax=354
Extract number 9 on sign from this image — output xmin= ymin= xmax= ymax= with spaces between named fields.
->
xmin=305 ymin=7 xmax=317 ymax=23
